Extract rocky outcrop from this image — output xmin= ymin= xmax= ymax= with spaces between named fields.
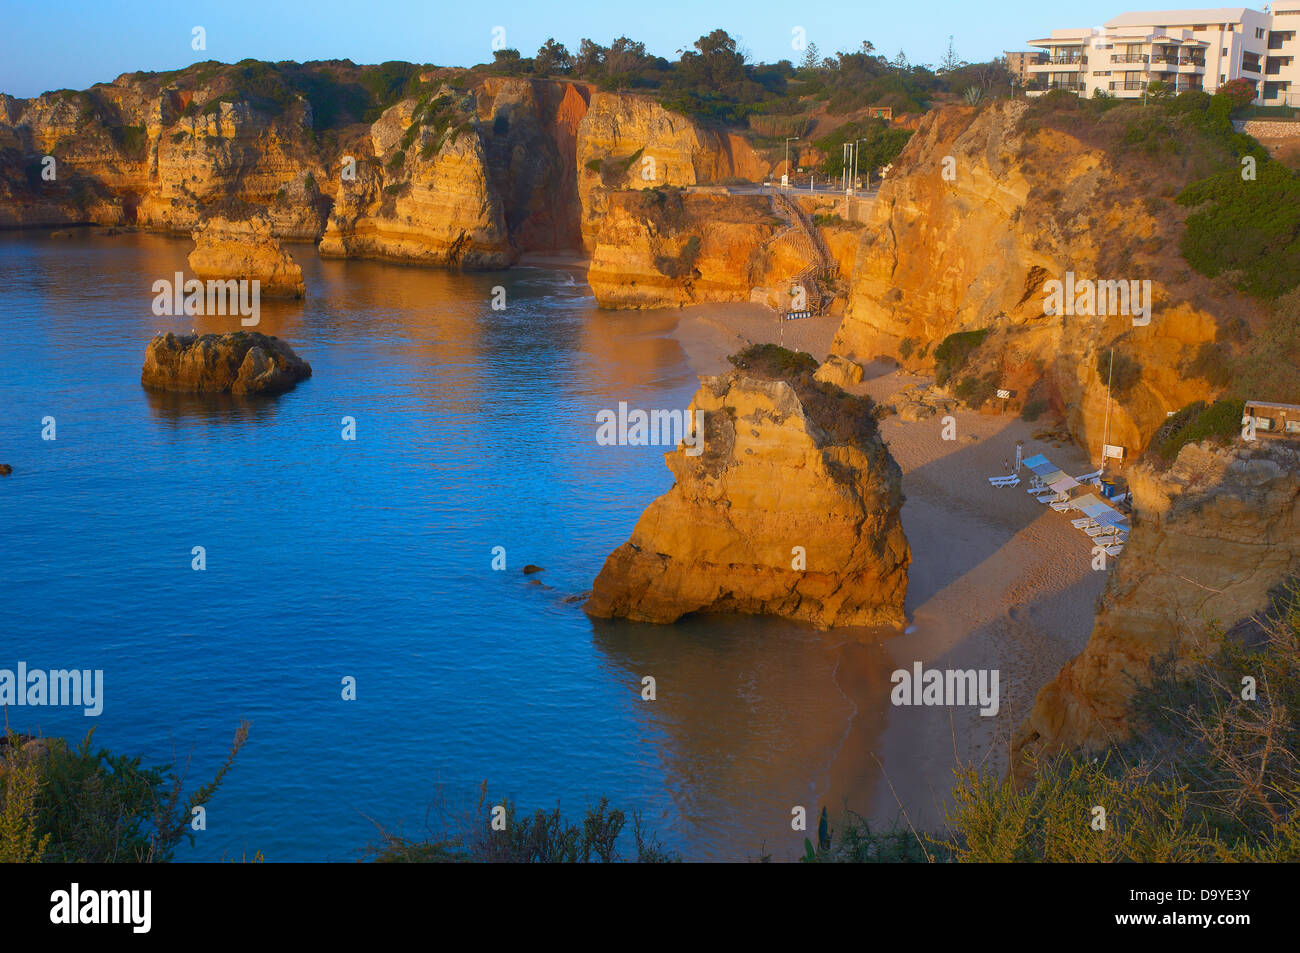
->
xmin=319 ymin=119 xmax=511 ymax=268
xmin=188 ymin=214 xmax=305 ymax=297
xmin=830 ymin=101 xmax=1241 ymax=454
xmin=141 ymin=331 xmax=312 ymax=396
xmin=0 ymin=77 xmax=328 ymax=235
xmin=1013 ymin=441 xmax=1300 ymax=766
xmin=584 ymin=368 xmax=910 ymax=627
xmin=814 ymin=355 xmax=864 ymax=389
xmin=576 ymin=92 xmax=770 ymax=248
xmin=586 ymin=190 xmax=784 ymax=308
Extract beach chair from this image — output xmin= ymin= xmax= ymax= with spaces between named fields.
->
xmin=1075 ymin=469 xmax=1102 ymax=485
xmin=1050 ymin=499 xmax=1074 ymax=512
xmin=1072 ymin=517 xmax=1097 ymax=529
xmin=1104 ymin=543 xmax=1125 ymax=556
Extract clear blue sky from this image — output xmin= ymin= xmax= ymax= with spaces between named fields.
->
xmin=2 ymin=0 xmax=1139 ymax=98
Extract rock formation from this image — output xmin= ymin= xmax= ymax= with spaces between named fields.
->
xmin=141 ymin=331 xmax=311 ymax=396
xmin=830 ymin=100 xmax=1245 ymax=454
xmin=585 ymin=361 xmax=910 ymax=627
xmin=586 ymin=190 xmax=783 ymax=308
xmin=1013 ymin=440 xmax=1300 ymax=767
xmin=188 ymin=214 xmax=305 ymax=298
xmin=575 ymin=92 xmax=769 ymax=248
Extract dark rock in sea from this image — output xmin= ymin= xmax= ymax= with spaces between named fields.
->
xmin=522 ymin=564 xmax=544 ymax=574
xmin=141 ymin=331 xmax=312 ymax=396
xmin=0 ymin=464 xmax=12 ymax=475
xmin=562 ymin=591 xmax=591 ymax=604
xmin=49 ymin=230 xmax=72 ymax=238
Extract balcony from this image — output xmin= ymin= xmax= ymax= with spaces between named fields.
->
xmin=1045 ymin=81 xmax=1085 ymax=92
xmin=1110 ymin=80 xmax=1148 ymax=92
xmin=1111 ymin=53 xmax=1149 ymax=63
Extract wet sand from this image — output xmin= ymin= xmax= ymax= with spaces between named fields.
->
xmin=671 ymin=303 xmax=1107 ymax=838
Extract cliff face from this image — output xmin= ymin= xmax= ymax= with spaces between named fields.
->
xmin=584 ymin=371 xmax=910 ymax=628
xmin=320 ymin=77 xmax=594 ymax=266
xmin=188 ymin=214 xmax=305 ymax=297
xmin=586 ymin=190 xmax=783 ymax=308
xmin=1013 ymin=441 xmax=1300 ymax=764
xmin=318 ymin=118 xmax=513 ymax=268
xmin=0 ymin=79 xmax=327 ymax=235
xmin=575 ymin=92 xmax=770 ymax=249
xmin=830 ymin=101 xmax=1231 ymax=454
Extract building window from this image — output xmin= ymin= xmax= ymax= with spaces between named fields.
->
xmin=1286 ymin=420 xmax=1300 ymax=434
xmin=1257 ymin=28 xmax=1266 ymax=39
xmin=1194 ymin=24 xmax=1207 ymax=31
xmin=1256 ymin=416 xmax=1274 ymax=431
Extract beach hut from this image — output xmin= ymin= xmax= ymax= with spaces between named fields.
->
xmin=1243 ymin=400 xmax=1300 ymax=439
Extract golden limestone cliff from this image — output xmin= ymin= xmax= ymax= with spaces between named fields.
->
xmin=585 ymin=369 xmax=910 ymax=627
xmin=318 ymin=111 xmax=512 ymax=268
xmin=830 ymin=100 xmax=1240 ymax=454
xmin=575 ymin=92 xmax=770 ymax=249
xmin=1013 ymin=441 xmax=1300 ymax=770
xmin=586 ymin=190 xmax=782 ymax=308
xmin=188 ymin=214 xmax=305 ymax=298
xmin=319 ymin=78 xmax=597 ymax=267
xmin=0 ymin=79 xmax=328 ymax=235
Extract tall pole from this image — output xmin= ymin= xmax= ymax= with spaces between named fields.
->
xmin=785 ymin=137 xmax=799 ymax=185
xmin=1102 ymin=347 xmax=1114 ymax=465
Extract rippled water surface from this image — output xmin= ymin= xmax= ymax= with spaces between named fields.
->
xmin=0 ymin=232 xmax=888 ymax=861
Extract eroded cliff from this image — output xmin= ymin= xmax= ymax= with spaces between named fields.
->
xmin=830 ymin=100 xmax=1250 ymax=454
xmin=1013 ymin=441 xmax=1300 ymax=766
xmin=585 ymin=357 xmax=910 ymax=627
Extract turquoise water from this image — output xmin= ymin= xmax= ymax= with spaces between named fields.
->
xmin=0 ymin=231 xmax=875 ymax=861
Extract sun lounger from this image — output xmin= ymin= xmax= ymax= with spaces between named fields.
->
xmin=987 ymin=475 xmax=1020 ymax=487
xmin=1072 ymin=517 xmax=1096 ymax=528
xmin=1104 ymin=543 xmax=1124 ymax=556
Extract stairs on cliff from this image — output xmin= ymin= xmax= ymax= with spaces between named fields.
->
xmin=769 ymin=192 xmax=838 ymax=316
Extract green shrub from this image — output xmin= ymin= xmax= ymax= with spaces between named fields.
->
xmin=1096 ymin=350 xmax=1142 ymax=394
xmin=1153 ymin=398 xmax=1245 ymax=463
xmin=1177 ymin=159 xmax=1300 ymax=299
xmin=1020 ymin=398 xmax=1047 ymax=422
xmin=933 ymin=328 xmax=989 ymax=386
xmin=387 ymin=149 xmax=406 ymax=170
xmin=1 ymin=723 xmax=248 ymax=862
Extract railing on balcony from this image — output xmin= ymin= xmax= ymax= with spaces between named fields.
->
xmin=1110 ymin=80 xmax=1148 ymax=91
xmin=1047 ymin=56 xmax=1086 ymax=65
xmin=1179 ymin=56 xmax=1206 ymax=67
xmin=1046 ymin=81 xmax=1085 ymax=91
xmin=1111 ymin=54 xmax=1149 ymax=63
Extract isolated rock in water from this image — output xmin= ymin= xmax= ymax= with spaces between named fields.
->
xmin=141 ymin=331 xmax=311 ymax=396
xmin=813 ymin=354 xmax=864 ymax=389
xmin=0 ymin=464 xmax=12 ymax=475
xmin=585 ymin=367 xmax=910 ymax=628
xmin=188 ymin=214 xmax=305 ymax=298
xmin=1013 ymin=440 xmax=1300 ymax=771
xmin=522 ymin=565 xmax=544 ymax=574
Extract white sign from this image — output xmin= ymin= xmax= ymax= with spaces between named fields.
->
xmin=996 ymin=389 xmax=1012 ymax=400
xmin=1102 ymin=444 xmax=1125 ymax=460
xmin=781 ymin=173 xmax=789 ymax=189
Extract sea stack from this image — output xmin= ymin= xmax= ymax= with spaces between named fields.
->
xmin=141 ymin=331 xmax=312 ymax=396
xmin=585 ymin=347 xmax=910 ymax=628
xmin=188 ymin=214 xmax=305 ymax=299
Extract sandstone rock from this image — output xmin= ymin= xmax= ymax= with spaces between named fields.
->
xmin=0 ymin=463 xmax=12 ymax=475
xmin=141 ymin=331 xmax=311 ymax=396
xmin=814 ymin=355 xmax=865 ymax=388
xmin=1013 ymin=440 xmax=1300 ymax=770
xmin=585 ymin=371 xmax=910 ymax=627
xmin=188 ymin=214 xmax=305 ymax=298
xmin=830 ymin=101 xmax=1234 ymax=455
xmin=586 ymin=191 xmax=783 ymax=309
xmin=522 ymin=565 xmax=544 ymax=574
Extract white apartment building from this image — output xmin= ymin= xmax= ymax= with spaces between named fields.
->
xmin=1025 ymin=3 xmax=1300 ymax=104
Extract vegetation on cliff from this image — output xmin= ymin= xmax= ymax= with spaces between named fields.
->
xmin=0 ymin=723 xmax=249 ymax=862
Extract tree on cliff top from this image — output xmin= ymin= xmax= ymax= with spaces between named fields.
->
xmin=533 ymin=39 xmax=572 ymax=77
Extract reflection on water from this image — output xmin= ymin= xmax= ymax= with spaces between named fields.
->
xmin=0 ymin=231 xmax=902 ymax=862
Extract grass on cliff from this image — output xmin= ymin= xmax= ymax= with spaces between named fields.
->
xmin=727 ymin=344 xmax=884 ymax=449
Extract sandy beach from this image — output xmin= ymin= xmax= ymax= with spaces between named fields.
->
xmin=671 ymin=301 xmax=1109 ymax=836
